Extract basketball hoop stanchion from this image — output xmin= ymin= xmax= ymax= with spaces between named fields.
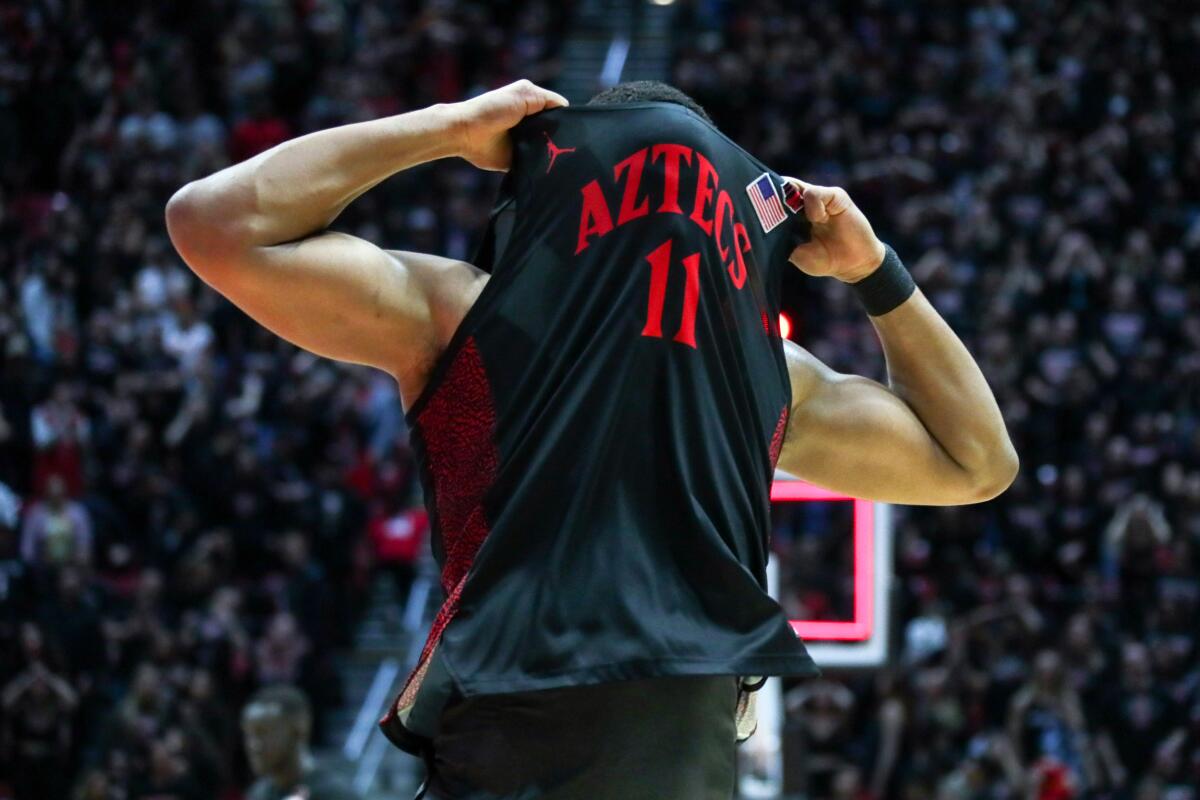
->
xmin=737 ymin=476 xmax=893 ymax=799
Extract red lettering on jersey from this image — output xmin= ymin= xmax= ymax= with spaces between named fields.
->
xmin=674 ymin=252 xmax=701 ymax=348
xmin=713 ymin=189 xmax=734 ymax=261
xmin=576 ymin=179 xmax=615 ymax=254
xmin=728 ymin=222 xmax=751 ymax=289
xmin=641 ymin=239 xmax=672 ymax=339
xmin=690 ymin=153 xmax=718 ymax=236
xmin=573 ymin=144 xmax=756 ymax=290
xmin=651 ymin=144 xmax=693 ymax=215
xmin=613 ymin=147 xmax=651 ymax=226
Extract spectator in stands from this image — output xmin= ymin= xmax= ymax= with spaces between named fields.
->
xmin=20 ymin=474 xmax=92 ymax=567
xmin=1095 ymin=641 xmax=1187 ymax=791
xmin=241 ymin=685 xmax=352 ymax=800
xmin=254 ymin=612 xmax=309 ymax=688
xmin=369 ymin=496 xmax=429 ymax=610
xmin=30 ymin=383 xmax=88 ymax=497
xmin=784 ymin=679 xmax=858 ymax=796
xmin=160 ymin=297 xmax=213 ymax=376
xmin=1007 ymin=649 xmax=1097 ymax=790
xmin=2 ymin=648 xmax=78 ymax=800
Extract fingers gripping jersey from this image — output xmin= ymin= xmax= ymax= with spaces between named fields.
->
xmin=380 ymin=103 xmax=818 ymax=754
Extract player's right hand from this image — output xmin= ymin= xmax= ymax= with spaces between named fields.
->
xmin=451 ymin=80 xmax=569 ymax=172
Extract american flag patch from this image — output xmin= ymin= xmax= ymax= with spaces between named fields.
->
xmin=746 ymin=173 xmax=788 ymax=233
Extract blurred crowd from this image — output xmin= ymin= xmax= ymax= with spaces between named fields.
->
xmin=2 ymin=0 xmax=1199 ymax=799
xmin=0 ymin=0 xmax=564 ymax=798
xmin=675 ymin=1 xmax=1200 ymax=798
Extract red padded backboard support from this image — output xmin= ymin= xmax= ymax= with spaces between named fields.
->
xmin=771 ymin=480 xmax=874 ymax=643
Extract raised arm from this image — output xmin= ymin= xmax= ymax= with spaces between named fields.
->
xmin=776 ymin=180 xmax=1017 ymax=505
xmin=164 ymin=80 xmax=566 ymax=404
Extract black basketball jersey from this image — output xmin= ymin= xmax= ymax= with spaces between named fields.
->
xmin=380 ymin=102 xmax=818 ymax=754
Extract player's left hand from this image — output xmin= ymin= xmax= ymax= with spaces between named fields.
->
xmin=450 ymin=80 xmax=569 ymax=172
xmin=783 ymin=178 xmax=886 ymax=283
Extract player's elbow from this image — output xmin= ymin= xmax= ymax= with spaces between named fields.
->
xmin=166 ymin=183 xmax=219 ymax=276
xmin=165 ymin=181 xmax=250 ymax=282
xmin=964 ymin=441 xmax=1019 ymax=503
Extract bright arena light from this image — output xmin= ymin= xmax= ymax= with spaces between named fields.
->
xmin=778 ymin=312 xmax=792 ymax=340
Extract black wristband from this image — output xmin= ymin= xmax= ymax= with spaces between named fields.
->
xmin=850 ymin=244 xmax=915 ymax=316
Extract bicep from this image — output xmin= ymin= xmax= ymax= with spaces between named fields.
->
xmin=776 ymin=341 xmax=982 ymax=505
xmin=187 ymin=231 xmax=438 ymax=377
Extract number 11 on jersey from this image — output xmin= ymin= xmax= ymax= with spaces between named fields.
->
xmin=641 ymin=239 xmax=700 ymax=349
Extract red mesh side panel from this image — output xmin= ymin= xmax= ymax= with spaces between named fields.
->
xmin=768 ymin=404 xmax=789 ymax=470
xmin=380 ymin=337 xmax=498 ymax=729
xmin=419 ymin=339 xmax=498 ymax=598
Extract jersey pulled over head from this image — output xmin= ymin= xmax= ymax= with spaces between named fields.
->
xmin=480 ymin=81 xmax=809 ymax=289
xmin=380 ymin=82 xmax=816 ymax=756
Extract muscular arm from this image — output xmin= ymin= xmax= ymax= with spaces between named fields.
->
xmin=778 ymin=290 xmax=1017 ymax=504
xmin=776 ymin=182 xmax=1017 ymax=505
xmin=164 ymin=81 xmax=565 ymax=403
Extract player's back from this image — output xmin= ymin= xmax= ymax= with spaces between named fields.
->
xmin=382 ymin=102 xmax=816 ymax=752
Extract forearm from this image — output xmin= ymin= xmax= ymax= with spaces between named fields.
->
xmin=168 ymin=104 xmax=460 ymax=249
xmin=869 ymin=283 xmax=1017 ymax=494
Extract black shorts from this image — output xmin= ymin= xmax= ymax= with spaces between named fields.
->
xmin=416 ymin=674 xmax=740 ymax=800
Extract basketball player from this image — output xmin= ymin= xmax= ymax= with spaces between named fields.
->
xmin=166 ymin=79 xmax=1017 ymax=799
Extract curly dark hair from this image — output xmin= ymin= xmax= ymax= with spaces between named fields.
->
xmin=587 ymin=80 xmax=712 ymax=124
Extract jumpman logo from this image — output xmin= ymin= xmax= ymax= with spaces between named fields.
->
xmin=543 ymin=131 xmax=576 ymax=174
